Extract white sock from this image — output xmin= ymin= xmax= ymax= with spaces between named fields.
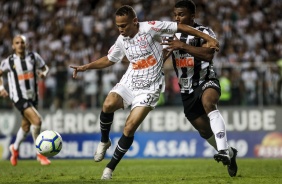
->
xmin=31 ymin=125 xmax=41 ymax=143
xmin=208 ymin=110 xmax=228 ymax=151
xmin=14 ymin=128 xmax=28 ymax=150
xmin=206 ymin=134 xmax=218 ymax=151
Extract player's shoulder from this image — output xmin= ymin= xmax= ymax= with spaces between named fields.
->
xmin=1 ymin=54 xmax=13 ymax=63
xmin=116 ymin=35 xmax=124 ymax=44
xmin=194 ymin=22 xmax=211 ymax=31
xmin=138 ymin=21 xmax=152 ymax=31
xmin=27 ymin=51 xmax=38 ymax=57
xmin=27 ymin=51 xmax=43 ymax=61
xmin=139 ymin=21 xmax=164 ymax=35
xmin=194 ymin=22 xmax=216 ymax=37
xmin=0 ymin=55 xmax=13 ymax=69
xmin=139 ymin=20 xmax=172 ymax=28
xmin=139 ymin=21 xmax=163 ymax=30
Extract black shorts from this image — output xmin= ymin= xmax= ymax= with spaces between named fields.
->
xmin=14 ymin=98 xmax=37 ymax=114
xmin=181 ymin=79 xmax=221 ymax=122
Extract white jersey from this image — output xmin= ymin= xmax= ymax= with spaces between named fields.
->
xmin=107 ymin=21 xmax=177 ymax=92
xmin=0 ymin=52 xmax=46 ymax=103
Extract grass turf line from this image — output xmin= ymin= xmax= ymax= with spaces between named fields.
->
xmin=0 ymin=159 xmax=282 ymax=184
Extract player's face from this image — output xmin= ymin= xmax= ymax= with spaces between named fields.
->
xmin=174 ymin=7 xmax=194 ymax=26
xmin=12 ymin=36 xmax=26 ymax=55
xmin=116 ymin=15 xmax=138 ymax=38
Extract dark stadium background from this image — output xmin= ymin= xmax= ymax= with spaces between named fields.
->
xmin=0 ymin=0 xmax=282 ymax=160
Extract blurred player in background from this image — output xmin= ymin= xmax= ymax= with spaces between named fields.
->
xmin=0 ymin=35 xmax=50 ymax=166
xmin=70 ymin=5 xmax=219 ymax=180
xmin=161 ymin=0 xmax=238 ymax=177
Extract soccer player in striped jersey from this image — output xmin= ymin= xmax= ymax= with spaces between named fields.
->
xmin=70 ymin=5 xmax=219 ymax=180
xmin=161 ymin=0 xmax=238 ymax=177
xmin=0 ymin=35 xmax=51 ymax=166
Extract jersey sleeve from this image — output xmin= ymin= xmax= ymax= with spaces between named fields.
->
xmin=199 ymin=27 xmax=216 ymax=45
xmin=107 ymin=36 xmax=125 ymax=63
xmin=148 ymin=21 xmax=178 ymax=37
xmin=34 ymin=52 xmax=46 ymax=68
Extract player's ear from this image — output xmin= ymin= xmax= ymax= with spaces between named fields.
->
xmin=190 ymin=14 xmax=195 ymax=25
xmin=133 ymin=17 xmax=138 ymax=25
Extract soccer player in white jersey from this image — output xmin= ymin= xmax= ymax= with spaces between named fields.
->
xmin=161 ymin=0 xmax=238 ymax=177
xmin=70 ymin=5 xmax=219 ymax=180
xmin=0 ymin=35 xmax=50 ymax=166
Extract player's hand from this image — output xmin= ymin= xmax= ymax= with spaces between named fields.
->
xmin=161 ymin=35 xmax=183 ymax=51
xmin=0 ymin=89 xmax=8 ymax=98
xmin=161 ymin=35 xmax=182 ymax=60
xmin=36 ymin=70 xmax=46 ymax=79
xmin=206 ymin=38 xmax=219 ymax=52
xmin=69 ymin=65 xmax=87 ymax=79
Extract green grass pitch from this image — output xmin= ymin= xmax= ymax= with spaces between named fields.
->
xmin=0 ymin=158 xmax=282 ymax=184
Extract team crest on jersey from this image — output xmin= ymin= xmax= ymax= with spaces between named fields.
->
xmin=137 ymin=35 xmax=148 ymax=48
xmin=189 ymin=38 xmax=201 ymax=47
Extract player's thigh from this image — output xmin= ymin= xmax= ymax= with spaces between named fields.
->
xmin=23 ymin=106 xmax=42 ymax=125
xmin=124 ymin=106 xmax=152 ymax=136
xmin=103 ymin=92 xmax=124 ymax=112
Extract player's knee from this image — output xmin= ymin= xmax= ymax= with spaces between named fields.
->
xmin=33 ymin=121 xmax=42 ymax=126
xmin=102 ymin=101 xmax=117 ymax=113
xmin=22 ymin=124 xmax=31 ymax=132
xmin=202 ymin=102 xmax=217 ymax=114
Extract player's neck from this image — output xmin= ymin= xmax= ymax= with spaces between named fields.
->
xmin=129 ymin=23 xmax=139 ymax=38
xmin=15 ymin=52 xmax=25 ymax=59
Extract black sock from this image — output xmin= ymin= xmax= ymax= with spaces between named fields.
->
xmin=100 ymin=111 xmax=114 ymax=143
xmin=106 ymin=134 xmax=134 ymax=170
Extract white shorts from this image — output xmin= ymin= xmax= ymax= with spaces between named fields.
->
xmin=109 ymin=83 xmax=162 ymax=110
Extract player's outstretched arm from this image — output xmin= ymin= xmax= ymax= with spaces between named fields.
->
xmin=161 ymin=35 xmax=215 ymax=62
xmin=177 ymin=24 xmax=219 ymax=51
xmin=0 ymin=72 xmax=8 ymax=98
xmin=69 ymin=56 xmax=115 ymax=79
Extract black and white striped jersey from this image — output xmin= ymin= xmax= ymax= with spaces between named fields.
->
xmin=107 ymin=21 xmax=177 ymax=92
xmin=171 ymin=22 xmax=218 ymax=94
xmin=0 ymin=52 xmax=46 ymax=103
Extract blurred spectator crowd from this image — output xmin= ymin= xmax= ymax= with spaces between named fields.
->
xmin=0 ymin=0 xmax=281 ymax=110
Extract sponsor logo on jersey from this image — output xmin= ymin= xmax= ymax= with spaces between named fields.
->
xmin=175 ymin=57 xmax=194 ymax=68
xmin=148 ymin=21 xmax=156 ymax=25
xmin=129 ymin=52 xmax=151 ymax=61
xmin=18 ymin=72 xmax=34 ymax=80
xmin=151 ymin=27 xmax=174 ymax=34
xmin=132 ymin=78 xmax=152 ymax=89
xmin=132 ymin=55 xmax=157 ymax=70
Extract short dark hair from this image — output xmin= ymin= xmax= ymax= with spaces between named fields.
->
xmin=175 ymin=0 xmax=196 ymax=14
xmin=115 ymin=5 xmax=137 ymax=19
